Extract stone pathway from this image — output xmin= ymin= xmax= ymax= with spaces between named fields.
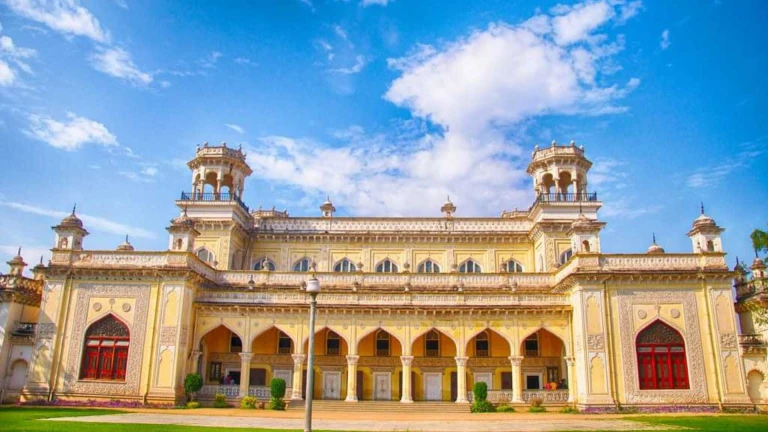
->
xmin=47 ymin=412 xmax=673 ymax=431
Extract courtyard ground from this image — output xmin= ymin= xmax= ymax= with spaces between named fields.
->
xmin=0 ymin=406 xmax=766 ymax=432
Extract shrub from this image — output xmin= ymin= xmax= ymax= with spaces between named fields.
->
xmin=529 ymin=397 xmax=544 ymax=408
xmin=186 ymin=401 xmax=201 ymax=409
xmin=268 ymin=378 xmax=287 ymax=411
xmin=472 ymin=382 xmax=488 ymax=402
xmin=258 ymin=401 xmax=265 ymax=409
xmin=496 ymin=404 xmax=516 ymax=413
xmin=212 ymin=393 xmax=230 ymax=408
xmin=240 ymin=396 xmax=258 ymax=409
xmin=559 ymin=406 xmax=579 ymax=414
xmin=470 ymin=400 xmax=496 ymax=413
xmin=183 ymin=373 xmax=204 ymax=402
xmin=528 ymin=406 xmax=546 ymax=413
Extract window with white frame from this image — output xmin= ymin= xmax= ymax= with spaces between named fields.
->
xmin=459 ymin=259 xmax=482 ymax=273
xmin=500 ymin=259 xmax=524 ymax=273
xmin=293 ymin=257 xmax=311 ymax=272
xmin=375 ymin=259 xmax=398 ymax=273
xmin=417 ymin=259 xmax=440 ymax=273
xmin=334 ymin=258 xmax=356 ymax=273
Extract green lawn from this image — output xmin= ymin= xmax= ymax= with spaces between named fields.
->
xmin=626 ymin=415 xmax=768 ymax=432
xmin=0 ymin=407 xmax=306 ymax=432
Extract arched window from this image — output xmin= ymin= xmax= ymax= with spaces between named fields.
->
xmin=196 ymin=247 xmax=214 ymax=264
xmin=253 ymin=258 xmax=276 ymax=271
xmin=459 ymin=259 xmax=481 ymax=273
xmin=230 ymin=334 xmax=243 ymax=353
xmin=375 ymin=330 xmax=390 ymax=357
xmin=500 ymin=259 xmax=524 ymax=273
xmin=334 ymin=258 xmax=356 ymax=273
xmin=375 ymin=259 xmax=398 ymax=273
xmin=475 ymin=331 xmax=490 ymax=357
xmin=59 ymin=238 xmax=68 ymax=249
xmin=636 ymin=320 xmax=689 ymax=389
xmin=417 ymin=259 xmax=440 ymax=273
xmin=582 ymin=240 xmax=591 ymax=252
xmin=326 ymin=331 xmax=341 ymax=355
xmin=425 ymin=330 xmax=440 ymax=357
xmin=174 ymin=238 xmax=183 ymax=250
xmin=277 ymin=331 xmax=292 ymax=354
xmin=706 ymin=240 xmax=715 ymax=252
xmin=559 ymin=249 xmax=573 ymax=265
xmin=293 ymin=257 xmax=311 ymax=272
xmin=80 ymin=314 xmax=130 ymax=381
xmin=524 ymin=333 xmax=539 ymax=357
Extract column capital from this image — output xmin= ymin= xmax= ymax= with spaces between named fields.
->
xmin=400 ymin=355 xmax=414 ymax=367
xmin=565 ymin=356 xmax=576 ymax=366
xmin=238 ymin=351 xmax=253 ymax=361
xmin=346 ymin=355 xmax=360 ymax=366
xmin=508 ymin=356 xmax=523 ymax=366
xmin=454 ymin=356 xmax=469 ymax=367
xmin=291 ymin=353 xmax=306 ymax=364
xmin=191 ymin=350 xmax=202 ymax=357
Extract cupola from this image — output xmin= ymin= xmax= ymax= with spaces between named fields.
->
xmin=116 ymin=235 xmax=135 ymax=252
xmin=52 ymin=204 xmax=89 ymax=251
xmin=646 ymin=234 xmax=665 ymax=254
xmin=441 ymin=196 xmax=456 ymax=218
xmin=686 ymin=203 xmax=724 ymax=253
xmin=320 ymin=196 xmax=336 ymax=218
xmin=6 ymin=247 xmax=26 ymax=276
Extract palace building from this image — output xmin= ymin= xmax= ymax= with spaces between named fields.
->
xmin=1 ymin=141 xmax=766 ymax=409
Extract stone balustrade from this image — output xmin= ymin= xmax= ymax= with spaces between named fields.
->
xmin=199 ymin=384 xmax=240 ymax=398
xmin=466 ymin=389 xmax=569 ymax=404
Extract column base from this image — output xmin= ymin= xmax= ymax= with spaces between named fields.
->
xmin=400 ymin=398 xmax=414 ymax=404
xmin=455 ymin=398 xmax=470 ymax=404
xmin=345 ymin=396 xmax=358 ymax=402
xmin=291 ymin=394 xmax=304 ymax=401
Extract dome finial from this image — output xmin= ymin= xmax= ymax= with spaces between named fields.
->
xmin=39 ymin=255 xmax=44 ymax=265
xmin=125 ymin=234 xmax=129 ymax=243
xmin=72 ymin=203 xmax=77 ymax=215
xmin=652 ymin=232 xmax=656 ymax=245
xmin=17 ymin=246 xmax=22 ymax=256
xmin=700 ymin=202 xmax=705 ymax=215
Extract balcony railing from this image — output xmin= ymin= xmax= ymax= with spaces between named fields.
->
xmin=179 ymin=192 xmax=249 ymax=212
xmin=11 ymin=322 xmax=36 ymax=338
xmin=739 ymin=334 xmax=766 ymax=346
xmin=467 ymin=389 xmax=569 ymax=403
xmin=535 ymin=192 xmax=598 ymax=203
xmin=199 ymin=385 xmax=240 ymax=398
xmin=248 ymin=385 xmax=293 ymax=400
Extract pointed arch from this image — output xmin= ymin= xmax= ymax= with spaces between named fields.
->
xmin=458 ymin=258 xmax=482 ymax=273
xmin=253 ymin=257 xmax=276 ymax=271
xmin=465 ymin=327 xmax=512 ymax=357
xmin=293 ymin=257 xmax=312 ymax=272
xmin=195 ymin=322 xmax=246 ymax=350
xmin=355 ymin=326 xmax=405 ymax=354
xmin=635 ymin=319 xmax=689 ymax=390
xmin=500 ymin=259 xmax=524 ymax=273
xmin=301 ymin=324 xmax=351 ymax=348
xmin=375 ymin=258 xmax=399 ymax=273
xmin=195 ymin=247 xmax=215 ymax=264
xmin=80 ymin=313 xmax=130 ymax=381
xmin=559 ymin=249 xmax=573 ymax=265
xmin=417 ymin=259 xmax=440 ymax=273
xmin=519 ymin=327 xmax=567 ymax=357
xmin=410 ymin=327 xmax=459 ymax=356
xmin=249 ymin=324 xmax=296 ymax=347
xmin=333 ymin=258 xmax=356 ymax=273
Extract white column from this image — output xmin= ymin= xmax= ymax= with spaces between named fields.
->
xmin=509 ymin=356 xmax=523 ymax=403
xmin=455 ymin=356 xmax=469 ymax=403
xmin=291 ymin=353 xmax=305 ymax=400
xmin=566 ymin=356 xmax=576 ymax=403
xmin=400 ymin=356 xmax=414 ymax=403
xmin=345 ymin=355 xmax=359 ymax=402
xmin=238 ymin=352 xmax=253 ymax=398
xmin=572 ymin=179 xmax=578 ymax=199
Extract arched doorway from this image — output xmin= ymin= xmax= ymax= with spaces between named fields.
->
xmin=465 ymin=329 xmax=511 ymax=402
xmin=747 ymin=370 xmax=765 ymax=403
xmin=302 ymin=328 xmax=350 ymax=401
xmin=198 ymin=325 xmax=243 ymax=397
xmin=356 ymin=328 xmax=402 ymax=401
xmin=411 ymin=329 xmax=458 ymax=401
xmin=635 ymin=320 xmax=689 ymax=390
xmin=518 ymin=328 xmax=568 ymax=404
xmin=80 ymin=314 xmax=130 ymax=381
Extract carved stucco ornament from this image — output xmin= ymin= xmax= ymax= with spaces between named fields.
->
xmin=637 ymin=310 xmax=647 ymax=319
xmin=92 ymin=302 xmax=102 ymax=312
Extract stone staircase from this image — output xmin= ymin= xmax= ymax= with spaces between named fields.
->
xmin=286 ymin=400 xmax=471 ymax=413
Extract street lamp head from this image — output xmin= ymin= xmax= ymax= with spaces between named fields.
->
xmin=306 ymin=277 xmax=321 ymax=294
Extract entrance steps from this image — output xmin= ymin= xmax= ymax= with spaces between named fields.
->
xmin=286 ymin=400 xmax=470 ymax=413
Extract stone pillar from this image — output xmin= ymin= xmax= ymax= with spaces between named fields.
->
xmin=572 ymin=179 xmax=579 ymax=199
xmin=455 ymin=356 xmax=469 ymax=403
xmin=566 ymin=357 xmax=576 ymax=403
xmin=291 ymin=354 xmax=305 ymax=401
xmin=191 ymin=350 xmax=202 ymax=376
xmin=553 ymin=177 xmax=560 ymax=200
xmin=345 ymin=355 xmax=359 ymax=402
xmin=509 ymin=356 xmax=523 ymax=403
xmin=400 ymin=356 xmax=414 ymax=403
xmin=238 ymin=352 xmax=253 ymax=398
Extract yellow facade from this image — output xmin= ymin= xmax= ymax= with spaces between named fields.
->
xmin=6 ymin=142 xmax=762 ymax=410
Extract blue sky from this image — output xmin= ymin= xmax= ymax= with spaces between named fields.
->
xmin=0 ymin=0 xmax=766 ymax=270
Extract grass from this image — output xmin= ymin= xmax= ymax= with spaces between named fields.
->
xmin=0 ymin=406 xmax=314 ymax=432
xmin=626 ymin=415 xmax=768 ymax=432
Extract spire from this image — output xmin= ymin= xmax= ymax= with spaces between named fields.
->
xmin=72 ymin=203 xmax=77 ymax=214
xmin=17 ymin=246 xmax=21 ymax=256
xmin=652 ymin=233 xmax=656 ymax=244
xmin=700 ymin=202 xmax=705 ymax=215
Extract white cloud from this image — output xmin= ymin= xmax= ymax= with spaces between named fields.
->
xmin=113 ymin=0 xmax=128 ymax=9
xmin=361 ymin=0 xmax=392 ymax=6
xmin=0 ymin=60 xmax=15 ymax=85
xmin=329 ymin=55 xmax=366 ymax=74
xmin=686 ymin=142 xmax=765 ymax=188
xmin=90 ymin=47 xmax=153 ymax=86
xmin=0 ymin=200 xmax=156 ymax=238
xmin=333 ymin=25 xmax=348 ymax=41
xmin=617 ymin=1 xmax=643 ymax=24
xmin=246 ymin=1 xmax=642 ymax=217
xmin=660 ymin=29 xmax=670 ymax=50
xmin=200 ymin=51 xmax=223 ymax=68
xmin=25 ymin=112 xmax=118 ymax=151
xmin=226 ymin=123 xmax=245 ymax=134
xmin=234 ymin=57 xmax=256 ymax=66
xmin=4 ymin=0 xmax=110 ymax=43
xmin=141 ymin=166 xmax=158 ymax=176
xmin=551 ymin=0 xmax=615 ymax=46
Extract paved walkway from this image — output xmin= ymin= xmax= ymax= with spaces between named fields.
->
xmin=47 ymin=412 xmax=673 ymax=431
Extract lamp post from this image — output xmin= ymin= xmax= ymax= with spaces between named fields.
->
xmin=304 ymin=276 xmax=320 ymax=432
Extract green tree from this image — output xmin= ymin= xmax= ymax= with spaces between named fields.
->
xmin=184 ymin=373 xmax=204 ymax=402
xmin=268 ymin=378 xmax=286 ymax=410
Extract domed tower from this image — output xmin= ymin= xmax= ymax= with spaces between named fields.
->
xmin=52 ymin=205 xmax=89 ymax=251
xmin=686 ymin=203 xmax=724 ymax=253
xmin=6 ymin=247 xmax=26 ymax=276
xmin=177 ymin=143 xmax=254 ymax=270
xmin=320 ymin=197 xmax=336 ymax=218
xmin=166 ymin=208 xmax=200 ymax=253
